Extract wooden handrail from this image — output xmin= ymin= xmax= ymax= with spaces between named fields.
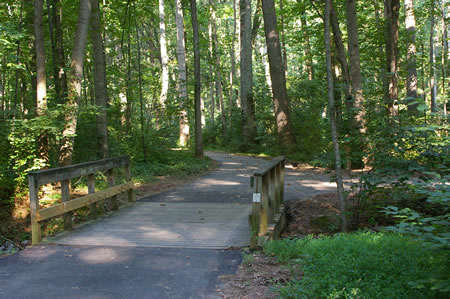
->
xmin=250 ymin=156 xmax=286 ymax=249
xmin=28 ymin=156 xmax=134 ymax=245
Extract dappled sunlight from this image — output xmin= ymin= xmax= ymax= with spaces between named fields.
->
xmin=196 ymin=178 xmax=241 ymax=186
xmin=78 ymin=247 xmax=129 ymax=264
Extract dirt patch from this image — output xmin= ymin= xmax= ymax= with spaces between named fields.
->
xmin=218 ymin=252 xmax=294 ymax=299
xmin=283 ymin=193 xmax=342 ymax=236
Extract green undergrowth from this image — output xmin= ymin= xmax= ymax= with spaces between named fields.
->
xmin=131 ymin=149 xmax=214 ymax=183
xmin=264 ymin=231 xmax=448 ymax=298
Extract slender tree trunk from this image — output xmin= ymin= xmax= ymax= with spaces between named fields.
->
xmin=325 ymin=0 xmax=348 ymax=233
xmin=384 ymin=0 xmax=400 ymax=116
xmin=430 ymin=0 xmax=438 ymax=112
xmin=227 ymin=15 xmax=237 ymax=131
xmin=346 ymin=0 xmax=366 ymax=133
xmin=159 ymin=0 xmax=168 ymax=120
xmin=59 ymin=0 xmax=92 ymax=166
xmin=405 ymin=0 xmax=419 ymax=114
xmin=135 ymin=21 xmax=147 ymax=162
xmin=299 ymin=3 xmax=314 ymax=80
xmin=208 ymin=17 xmax=215 ymax=125
xmin=54 ymin=0 xmax=68 ymax=103
xmin=175 ymin=0 xmax=190 ymax=146
xmin=125 ymin=27 xmax=132 ymax=134
xmin=330 ymin=0 xmax=353 ymax=114
xmin=261 ymin=0 xmax=296 ymax=148
xmin=34 ymin=0 xmax=49 ymax=164
xmin=13 ymin=1 xmax=25 ymax=120
xmin=191 ymin=0 xmax=203 ymax=158
xmin=210 ymin=0 xmax=226 ymax=136
xmin=90 ymin=0 xmax=109 ymax=159
xmin=443 ymin=2 xmax=448 ymax=116
xmin=240 ymin=0 xmax=256 ymax=145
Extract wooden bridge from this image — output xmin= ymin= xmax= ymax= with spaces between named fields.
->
xmin=28 ymin=153 xmax=286 ymax=250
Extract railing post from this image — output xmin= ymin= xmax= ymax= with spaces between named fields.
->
xmin=124 ymin=163 xmax=135 ymax=202
xmin=250 ymin=175 xmax=262 ymax=250
xmin=87 ymin=174 xmax=97 ymax=219
xmin=61 ymin=179 xmax=73 ymax=230
xmin=107 ymin=169 xmax=119 ymax=210
xmin=269 ymin=168 xmax=277 ymax=222
xmin=260 ymin=175 xmax=270 ymax=235
xmin=275 ymin=163 xmax=281 ymax=211
xmin=28 ymin=175 xmax=41 ymax=245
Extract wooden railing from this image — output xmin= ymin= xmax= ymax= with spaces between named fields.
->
xmin=28 ymin=156 xmax=134 ymax=245
xmin=249 ymin=156 xmax=286 ymax=249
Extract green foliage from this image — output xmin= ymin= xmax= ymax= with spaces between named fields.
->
xmin=264 ymin=232 xmax=447 ymax=298
xmin=132 ymin=149 xmax=213 ymax=183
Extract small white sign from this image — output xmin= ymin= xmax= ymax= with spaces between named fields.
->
xmin=253 ymin=193 xmax=261 ymax=203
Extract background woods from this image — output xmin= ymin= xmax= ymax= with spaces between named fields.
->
xmin=0 ymin=1 xmax=448 ymax=291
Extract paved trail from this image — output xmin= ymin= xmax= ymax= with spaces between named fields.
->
xmin=0 ymin=152 xmax=340 ymax=298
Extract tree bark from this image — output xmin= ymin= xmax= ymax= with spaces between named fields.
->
xmin=346 ymin=0 xmax=366 ymax=133
xmin=279 ymin=0 xmax=287 ymax=74
xmin=159 ymin=0 xmax=169 ymax=117
xmin=261 ymin=0 xmax=295 ymax=148
xmin=430 ymin=0 xmax=437 ymax=112
xmin=90 ymin=0 xmax=109 ymax=159
xmin=34 ymin=0 xmax=48 ymax=164
xmin=325 ymin=0 xmax=348 ymax=233
xmin=404 ymin=0 xmax=418 ymax=114
xmin=175 ymin=0 xmax=190 ymax=146
xmin=135 ymin=21 xmax=147 ymax=162
xmin=330 ymin=0 xmax=353 ymax=114
xmin=59 ymin=0 xmax=92 ymax=166
xmin=384 ymin=0 xmax=400 ymax=116
xmin=191 ymin=0 xmax=203 ymax=158
xmin=210 ymin=0 xmax=226 ymax=136
xmin=299 ymin=2 xmax=314 ymax=80
xmin=240 ymin=0 xmax=256 ymax=145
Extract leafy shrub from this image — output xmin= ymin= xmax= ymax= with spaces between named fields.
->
xmin=264 ymin=232 xmax=447 ymax=298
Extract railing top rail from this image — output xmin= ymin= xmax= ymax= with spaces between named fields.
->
xmin=253 ymin=156 xmax=285 ymax=177
xmin=28 ymin=155 xmax=130 ymax=186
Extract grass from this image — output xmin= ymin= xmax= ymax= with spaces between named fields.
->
xmin=264 ymin=231 xmax=448 ymax=298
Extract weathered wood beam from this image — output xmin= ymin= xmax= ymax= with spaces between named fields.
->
xmin=29 ymin=156 xmax=130 ymax=186
xmin=36 ymin=181 xmax=134 ymax=222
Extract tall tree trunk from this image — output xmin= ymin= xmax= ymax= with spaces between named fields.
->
xmin=442 ymin=1 xmax=448 ymax=116
xmin=325 ymin=0 xmax=348 ymax=232
xmin=299 ymin=2 xmax=314 ymax=80
xmin=384 ymin=0 xmax=400 ymax=116
xmin=135 ymin=21 xmax=147 ymax=162
xmin=430 ymin=0 xmax=437 ymax=112
xmin=240 ymin=0 xmax=256 ymax=145
xmin=210 ymin=0 xmax=226 ymax=136
xmin=279 ymin=0 xmax=287 ymax=74
xmin=159 ymin=0 xmax=168 ymax=120
xmin=54 ymin=0 xmax=68 ymax=103
xmin=330 ymin=0 xmax=353 ymax=114
xmin=175 ymin=0 xmax=190 ymax=146
xmin=405 ymin=0 xmax=418 ymax=114
xmin=191 ymin=0 xmax=203 ymax=158
xmin=34 ymin=0 xmax=49 ymax=164
xmin=59 ymin=0 xmax=92 ymax=166
xmin=346 ymin=0 xmax=366 ymax=133
xmin=208 ymin=17 xmax=215 ymax=124
xmin=261 ymin=0 xmax=296 ymax=148
xmin=90 ymin=0 xmax=109 ymax=159
xmin=227 ymin=15 xmax=237 ymax=131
